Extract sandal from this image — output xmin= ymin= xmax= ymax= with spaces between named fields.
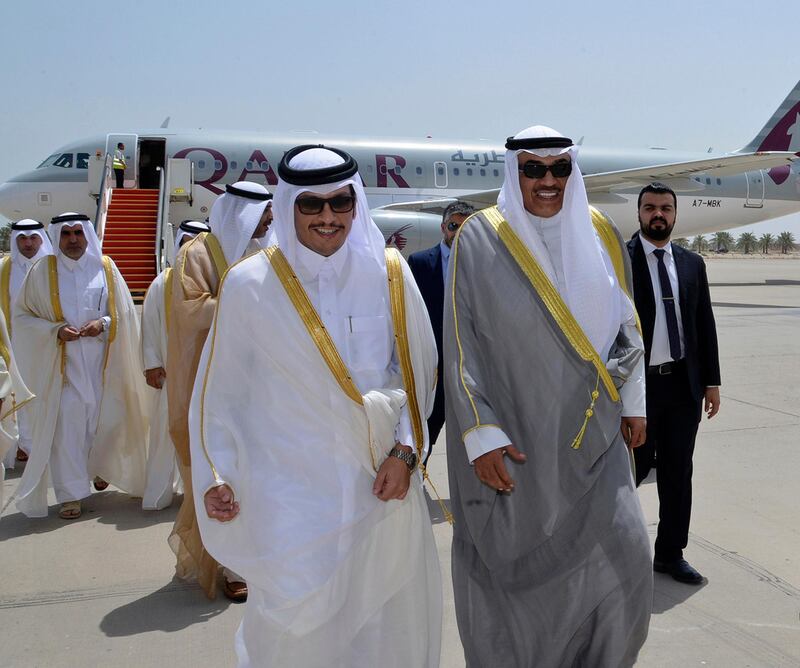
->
xmin=15 ymin=448 xmax=28 ymax=462
xmin=59 ymin=501 xmax=82 ymax=520
xmin=223 ymin=578 xmax=248 ymax=603
xmin=93 ymin=477 xmax=109 ymax=491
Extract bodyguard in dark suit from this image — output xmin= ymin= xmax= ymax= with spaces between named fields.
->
xmin=408 ymin=202 xmax=475 ymax=461
xmin=628 ymin=182 xmax=721 ymax=585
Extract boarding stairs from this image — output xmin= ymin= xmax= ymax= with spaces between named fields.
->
xmin=101 ymin=189 xmax=159 ymax=303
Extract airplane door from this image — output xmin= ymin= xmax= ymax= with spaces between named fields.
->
xmin=106 ymin=133 xmax=138 ymax=188
xmin=745 ymin=170 xmax=764 ymax=208
xmin=434 ymin=161 xmax=448 ymax=188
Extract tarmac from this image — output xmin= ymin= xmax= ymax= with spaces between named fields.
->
xmin=1 ymin=256 xmax=799 ymax=667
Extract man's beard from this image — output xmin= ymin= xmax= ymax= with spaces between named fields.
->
xmin=639 ymin=216 xmax=674 ymax=242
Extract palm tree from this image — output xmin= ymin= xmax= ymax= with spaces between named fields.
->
xmin=736 ymin=232 xmax=758 ymax=254
xmin=759 ymin=233 xmax=773 ymax=254
xmin=0 ymin=224 xmax=9 ymax=253
xmin=712 ymin=231 xmax=734 ymax=252
xmin=777 ymin=231 xmax=796 ymax=254
xmin=673 ymin=237 xmax=690 ymax=249
xmin=691 ymin=235 xmax=708 ymax=253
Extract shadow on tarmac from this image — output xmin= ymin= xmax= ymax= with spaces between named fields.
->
xmin=100 ymin=578 xmax=231 ymax=637
xmin=0 ymin=491 xmax=179 ymax=541
xmin=652 ymin=574 xmax=707 ymax=613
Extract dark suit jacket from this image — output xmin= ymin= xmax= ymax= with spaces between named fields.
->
xmin=627 ymin=234 xmax=721 ymax=402
xmin=407 ymin=243 xmax=444 ymax=368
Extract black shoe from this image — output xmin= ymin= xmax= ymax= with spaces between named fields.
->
xmin=653 ymin=558 xmax=704 ymax=585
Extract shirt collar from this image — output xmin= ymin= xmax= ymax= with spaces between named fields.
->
xmin=58 ymin=251 xmax=90 ymax=272
xmin=640 ymin=234 xmax=673 ymax=257
xmin=295 ymin=238 xmax=349 ymax=281
xmin=439 ymin=240 xmax=451 ymax=261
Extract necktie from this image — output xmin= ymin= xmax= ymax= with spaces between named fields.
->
xmin=653 ymin=248 xmax=681 ymax=361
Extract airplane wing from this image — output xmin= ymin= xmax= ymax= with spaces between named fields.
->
xmin=583 ymin=151 xmax=798 ymax=192
xmin=376 ymin=151 xmax=798 ymax=213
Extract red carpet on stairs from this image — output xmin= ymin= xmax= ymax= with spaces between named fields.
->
xmin=102 ymin=188 xmax=159 ymax=303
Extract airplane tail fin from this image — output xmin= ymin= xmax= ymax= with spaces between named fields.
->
xmin=737 ymin=80 xmax=800 ymax=153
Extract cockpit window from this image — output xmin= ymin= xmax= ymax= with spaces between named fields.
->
xmin=53 ymin=153 xmax=74 ymax=168
xmin=77 ymin=153 xmax=90 ymax=169
xmin=36 ymin=154 xmax=60 ymax=169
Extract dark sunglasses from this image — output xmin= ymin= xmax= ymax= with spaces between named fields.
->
xmin=295 ymin=195 xmax=356 ymax=215
xmin=446 ymin=221 xmax=462 ymax=232
xmin=518 ymin=160 xmax=572 ymax=179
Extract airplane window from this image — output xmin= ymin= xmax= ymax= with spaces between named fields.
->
xmin=53 ymin=153 xmax=73 ymax=168
xmin=37 ymin=154 xmax=60 ymax=169
xmin=716 ymin=178 xmax=721 ymax=185
xmin=230 ymin=161 xmax=238 ymax=170
xmin=705 ymin=178 xmax=711 ymax=184
xmin=261 ymin=161 xmax=269 ymax=170
xmin=393 ymin=166 xmax=401 ymax=175
xmin=480 ymin=169 xmax=486 ymax=177
xmin=76 ymin=153 xmax=90 ymax=169
xmin=467 ymin=168 xmax=473 ymax=176
xmin=214 ymin=160 xmax=223 ymax=170
xmin=493 ymin=169 xmax=499 ymax=177
xmin=366 ymin=164 xmax=373 ymax=172
xmin=415 ymin=167 xmax=422 ymax=175
xmin=453 ymin=168 xmax=460 ymax=176
xmin=246 ymin=161 xmax=253 ymax=170
xmin=437 ymin=166 xmax=444 ymax=176
xmin=198 ymin=160 xmax=206 ymax=169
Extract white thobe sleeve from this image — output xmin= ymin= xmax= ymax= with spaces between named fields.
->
xmin=464 ymin=425 xmax=513 ymax=464
xmin=141 ymin=281 xmax=164 ymax=370
xmin=619 ymin=302 xmax=646 ymax=417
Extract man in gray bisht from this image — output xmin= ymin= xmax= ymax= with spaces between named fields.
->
xmin=445 ymin=125 xmax=653 ymax=667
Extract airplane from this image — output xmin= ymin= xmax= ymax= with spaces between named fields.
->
xmin=0 ymin=79 xmax=798 ymax=261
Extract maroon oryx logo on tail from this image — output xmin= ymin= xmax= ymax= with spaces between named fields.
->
xmin=385 ymin=224 xmax=413 ymax=251
xmin=758 ymin=102 xmax=800 ymax=185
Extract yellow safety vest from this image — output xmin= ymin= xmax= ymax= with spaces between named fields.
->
xmin=113 ymin=150 xmax=126 ymax=170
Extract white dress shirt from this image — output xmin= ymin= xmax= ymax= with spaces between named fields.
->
xmin=639 ymin=237 xmax=686 ymax=365
xmin=440 ymin=240 xmax=451 ymax=282
xmin=294 ymin=242 xmax=413 ymax=447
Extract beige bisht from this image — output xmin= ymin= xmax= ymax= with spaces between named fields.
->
xmin=165 ymin=232 xmax=226 ymax=597
xmin=0 ymin=308 xmax=34 ymax=507
xmin=13 ymin=255 xmax=148 ymax=517
xmin=190 ymin=247 xmax=442 ymax=667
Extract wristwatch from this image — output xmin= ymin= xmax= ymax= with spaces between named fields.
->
xmin=389 ymin=445 xmax=418 ymax=471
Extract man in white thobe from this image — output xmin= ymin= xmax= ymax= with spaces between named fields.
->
xmin=141 ymin=220 xmax=209 ymax=510
xmin=14 ymin=213 xmax=148 ymax=519
xmin=0 ymin=307 xmax=34 ymax=506
xmin=191 ymin=145 xmax=442 ymax=667
xmin=0 ymin=219 xmax=53 ymax=468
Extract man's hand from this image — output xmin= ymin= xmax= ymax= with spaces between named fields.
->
xmin=373 ymin=444 xmax=412 ymax=501
xmin=57 ymin=325 xmax=80 ymax=342
xmin=704 ymin=387 xmax=721 ymax=419
xmin=204 ymin=484 xmax=239 ymax=522
xmin=473 ymin=445 xmax=527 ymax=492
xmin=79 ymin=319 xmax=104 ymax=338
xmin=145 ymin=367 xmax=166 ymax=389
xmin=621 ymin=416 xmax=647 ymax=448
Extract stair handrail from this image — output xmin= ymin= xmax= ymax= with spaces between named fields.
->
xmin=155 ymin=165 xmax=167 ymax=273
xmin=94 ymin=153 xmax=114 ymax=242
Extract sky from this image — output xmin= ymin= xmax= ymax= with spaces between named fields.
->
xmin=1 ymin=1 xmax=798 ymax=237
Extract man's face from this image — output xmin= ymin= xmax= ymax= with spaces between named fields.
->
xmin=294 ymin=185 xmax=355 ymax=257
xmin=441 ymin=213 xmax=468 ymax=247
xmin=16 ymin=233 xmax=43 ymax=259
xmin=638 ymin=192 xmax=676 ymax=242
xmin=251 ymin=205 xmax=273 ymax=239
xmin=59 ymin=225 xmax=88 ymax=260
xmin=517 ymin=152 xmax=571 ymax=218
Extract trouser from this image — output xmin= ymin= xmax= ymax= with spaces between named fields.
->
xmin=50 ymin=384 xmax=98 ymax=503
xmin=634 ymin=363 xmax=702 ymax=562
xmin=114 ymin=168 xmax=124 ymax=188
xmin=424 ymin=378 xmax=445 ymax=466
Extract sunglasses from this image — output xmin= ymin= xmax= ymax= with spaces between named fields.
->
xmin=295 ymin=195 xmax=356 ymax=215
xmin=518 ymin=160 xmax=572 ymax=179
